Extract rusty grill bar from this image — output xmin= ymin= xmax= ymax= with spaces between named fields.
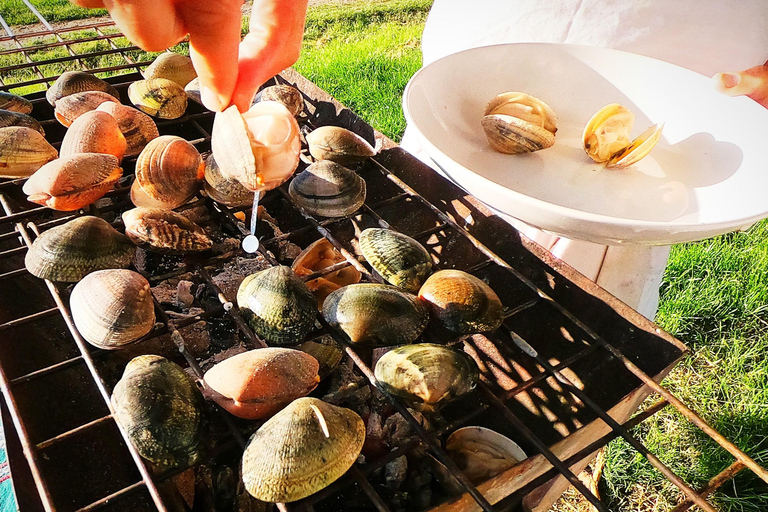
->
xmin=1 ymin=6 xmax=767 ymax=512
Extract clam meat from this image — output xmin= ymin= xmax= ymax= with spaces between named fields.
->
xmin=71 ymin=269 xmax=156 ymax=350
xmin=0 ymin=92 xmax=33 ymax=114
xmin=322 ymin=283 xmax=429 ymax=346
xmin=257 ymin=84 xmax=304 ymax=117
xmin=128 ymin=78 xmax=188 ymax=119
xmin=203 ymin=153 xmax=254 ymax=207
xmin=374 ymin=343 xmax=478 ymax=412
xmin=143 ymin=52 xmax=197 ymax=88
xmin=46 ymin=71 xmax=119 ymax=106
xmin=211 ymin=101 xmax=301 ymax=192
xmin=481 ymin=92 xmax=557 ymax=154
xmin=288 ymin=160 xmax=366 ymax=217
xmin=25 ymin=216 xmax=135 ymax=282
xmin=96 ymin=102 xmax=159 ymax=157
xmin=359 ymin=228 xmax=432 ymax=293
xmin=60 ymin=110 xmax=127 ymax=162
xmin=0 ymin=126 xmax=57 ymax=179
xmin=583 ymin=103 xmax=664 ymax=168
xmin=130 ymin=135 xmax=203 ymax=209
xmin=0 ymin=109 xmax=45 ymax=134
xmin=236 ymin=266 xmax=317 ymax=345
xmin=241 ymin=397 xmax=365 ymax=502
xmin=418 ymin=269 xmax=503 ymax=335
xmin=203 ymin=347 xmax=320 ymax=419
xmin=291 ymin=238 xmax=362 ymax=308
xmin=112 ymin=355 xmax=207 ymax=471
xmin=54 ymin=90 xmax=120 ymax=127
xmin=306 ymin=125 xmax=376 ymax=166
xmin=122 ymin=207 xmax=212 ymax=254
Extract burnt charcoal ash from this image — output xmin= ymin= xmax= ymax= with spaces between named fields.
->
xmin=210 ymin=256 xmax=271 ymax=299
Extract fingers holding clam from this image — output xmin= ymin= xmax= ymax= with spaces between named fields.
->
xmin=122 ymin=207 xmax=212 ymax=254
xmin=288 ymin=160 xmax=366 ymax=217
xmin=60 ymin=110 xmax=127 ymax=162
xmin=0 ymin=126 xmax=57 ymax=179
xmin=583 ymin=103 xmax=663 ymax=168
xmin=203 ymin=153 xmax=254 ymax=207
xmin=482 ymin=92 xmax=557 ymax=154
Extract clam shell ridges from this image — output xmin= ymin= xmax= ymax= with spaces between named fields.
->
xmin=59 ymin=110 xmax=127 ymax=162
xmin=54 ymin=91 xmax=120 ymax=127
xmin=0 ymin=109 xmax=44 ymax=134
xmin=122 ymin=207 xmax=212 ymax=253
xmin=46 ymin=71 xmax=119 ymax=106
xmin=306 ymin=126 xmax=376 ymax=166
xmin=359 ymin=228 xmax=432 ymax=293
xmin=143 ymin=52 xmax=197 ymax=88
xmin=0 ymin=126 xmax=57 ymax=179
xmin=288 ymin=160 xmax=366 ymax=217
xmin=96 ymin=102 xmax=160 ymax=157
xmin=24 ymin=216 xmax=134 ymax=282
xmin=241 ymin=397 xmax=365 ymax=502
xmin=128 ymin=78 xmax=188 ymax=119
xmin=0 ymin=92 xmax=33 ymax=114
xmin=134 ymin=135 xmax=202 ymax=208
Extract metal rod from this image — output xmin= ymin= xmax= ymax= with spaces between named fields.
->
xmin=0 ymin=307 xmax=59 ymax=332
xmin=73 ymin=481 xmax=146 ymax=512
xmin=36 ymin=414 xmax=114 ymax=450
xmin=670 ymin=460 xmax=746 ymax=512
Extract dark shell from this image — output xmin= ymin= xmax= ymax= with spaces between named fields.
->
xmin=306 ymin=126 xmax=376 ymax=166
xmin=122 ymin=207 xmax=212 ymax=254
xmin=236 ymin=266 xmax=318 ymax=346
xmin=46 ymin=71 xmax=119 ymax=106
xmin=24 ymin=216 xmax=135 ymax=282
xmin=322 ymin=283 xmax=429 ymax=346
xmin=111 ymin=355 xmax=206 ymax=471
xmin=359 ymin=228 xmax=432 ymax=293
xmin=203 ymin=153 xmax=253 ymax=207
xmin=0 ymin=109 xmax=44 ymax=134
xmin=418 ymin=270 xmax=503 ymax=334
xmin=257 ymin=84 xmax=304 ymax=117
xmin=374 ymin=343 xmax=478 ymax=412
xmin=288 ymin=160 xmax=366 ymax=217
xmin=0 ymin=92 xmax=33 ymax=114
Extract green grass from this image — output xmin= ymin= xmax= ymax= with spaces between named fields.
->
xmin=0 ymin=0 xmax=106 ymax=26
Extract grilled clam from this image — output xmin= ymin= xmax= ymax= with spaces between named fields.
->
xmin=0 ymin=92 xmax=33 ymax=114
xmin=60 ymin=110 xmax=127 ymax=162
xmin=203 ymin=153 xmax=254 ymax=207
xmin=445 ymin=426 xmax=525 ymax=485
xmin=241 ymin=397 xmax=365 ymax=502
xmin=96 ymin=102 xmax=159 ymax=157
xmin=128 ymin=78 xmax=188 ymax=119
xmin=25 ymin=216 xmax=134 ymax=282
xmin=0 ymin=126 xmax=57 ymax=178
xmin=122 ymin=207 xmax=212 ymax=253
xmin=288 ymin=160 xmax=366 ymax=217
xmin=306 ymin=126 xmax=376 ymax=166
xmin=418 ymin=269 xmax=503 ymax=334
xmin=203 ymin=347 xmax=320 ymax=419
xmin=71 ymin=269 xmax=155 ymax=349
xmin=143 ymin=52 xmax=197 ymax=88
xmin=211 ymin=101 xmax=301 ymax=192
xmin=583 ymin=103 xmax=664 ymax=168
xmin=374 ymin=343 xmax=478 ymax=412
xmin=236 ymin=266 xmax=317 ymax=345
xmin=359 ymin=228 xmax=431 ymax=293
xmin=257 ymin=84 xmax=304 ymax=117
xmin=0 ymin=109 xmax=45 ymax=134
xmin=291 ymin=238 xmax=361 ymax=308
xmin=23 ymin=153 xmax=123 ymax=211
xmin=112 ymin=355 xmax=206 ymax=471
xmin=482 ymin=92 xmax=557 ymax=154
xmin=54 ymin=91 xmax=120 ymax=127
xmin=46 ymin=71 xmax=119 ymax=106
xmin=295 ymin=335 xmax=343 ymax=380
xmin=323 ymin=283 xmax=429 ymax=346
xmin=130 ymin=135 xmax=203 ymax=209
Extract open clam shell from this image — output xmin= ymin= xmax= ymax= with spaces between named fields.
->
xmin=291 ymin=238 xmax=362 ymax=308
xmin=54 ymin=90 xmax=120 ymax=127
xmin=236 ymin=266 xmax=318 ymax=346
xmin=306 ymin=126 xmax=376 ymax=166
xmin=359 ymin=228 xmax=432 ymax=293
xmin=445 ymin=426 xmax=525 ymax=485
xmin=96 ymin=102 xmax=159 ymax=157
xmin=257 ymin=84 xmax=304 ymax=117
xmin=288 ymin=160 xmax=366 ymax=218
xmin=241 ymin=397 xmax=365 ymax=502
xmin=128 ymin=78 xmax=188 ymax=119
xmin=112 ymin=355 xmax=207 ymax=471
xmin=131 ymin=135 xmax=203 ymax=209
xmin=203 ymin=347 xmax=320 ymax=419
xmin=418 ymin=269 xmax=503 ymax=335
xmin=24 ymin=216 xmax=135 ymax=282
xmin=46 ymin=71 xmax=119 ymax=106
xmin=23 ymin=153 xmax=123 ymax=211
xmin=583 ymin=103 xmax=663 ymax=168
xmin=481 ymin=92 xmax=557 ymax=154
xmin=0 ymin=109 xmax=43 ymax=134
xmin=0 ymin=92 xmax=33 ymax=114
xmin=374 ymin=343 xmax=478 ymax=412
xmin=203 ymin=153 xmax=254 ymax=207
xmin=211 ymin=101 xmax=301 ymax=192
xmin=0 ymin=126 xmax=57 ymax=178
xmin=143 ymin=52 xmax=197 ymax=88
xmin=71 ymin=269 xmax=155 ymax=350
xmin=60 ymin=110 xmax=127 ymax=162
xmin=122 ymin=207 xmax=212 ymax=254
xmin=322 ymin=283 xmax=429 ymax=346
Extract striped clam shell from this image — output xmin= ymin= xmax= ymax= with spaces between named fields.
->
xmin=46 ymin=71 xmax=119 ymax=106
xmin=128 ymin=78 xmax=188 ymax=119
xmin=0 ymin=109 xmax=45 ymax=134
xmin=481 ymin=92 xmax=557 ymax=154
xmin=122 ymin=207 xmax=212 ymax=254
xmin=288 ymin=160 xmax=366 ymax=218
xmin=96 ymin=102 xmax=159 ymax=157
xmin=359 ymin=228 xmax=432 ymax=293
xmin=256 ymin=84 xmax=304 ymax=117
xmin=54 ymin=90 xmax=120 ymax=127
xmin=0 ymin=92 xmax=33 ymax=114
xmin=203 ymin=153 xmax=254 ymax=207
xmin=131 ymin=135 xmax=203 ymax=209
xmin=0 ymin=126 xmax=57 ymax=179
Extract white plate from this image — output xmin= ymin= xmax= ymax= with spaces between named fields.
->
xmin=403 ymin=43 xmax=768 ymax=245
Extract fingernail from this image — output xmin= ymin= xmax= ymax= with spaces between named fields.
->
xmin=720 ymin=73 xmax=741 ymax=89
xmin=200 ymin=85 xmax=228 ymax=112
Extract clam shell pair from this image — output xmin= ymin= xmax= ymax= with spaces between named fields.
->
xmin=306 ymin=126 xmax=376 ymax=166
xmin=25 ymin=216 xmax=135 ymax=282
xmin=96 ymin=102 xmax=160 ymax=157
xmin=236 ymin=266 xmax=317 ymax=345
xmin=128 ymin=78 xmax=188 ymax=119
xmin=54 ymin=90 xmax=120 ymax=127
xmin=242 ymin=397 xmax=365 ymax=502
xmin=288 ymin=160 xmax=366 ymax=218
xmin=122 ymin=207 xmax=212 ymax=254
xmin=23 ymin=153 xmax=123 ymax=211
xmin=359 ymin=228 xmax=432 ymax=293
xmin=583 ymin=104 xmax=664 ymax=168
xmin=374 ymin=343 xmax=478 ymax=412
xmin=203 ymin=154 xmax=254 ymax=207
xmin=481 ymin=92 xmax=558 ymax=154
xmin=143 ymin=52 xmax=197 ymax=88
xmin=323 ymin=283 xmax=429 ymax=346
xmin=0 ymin=92 xmax=33 ymax=114
xmin=203 ymin=348 xmax=320 ymax=419
xmin=0 ymin=109 xmax=44 ymax=134
xmin=71 ymin=269 xmax=155 ymax=349
xmin=211 ymin=101 xmax=301 ymax=192
xmin=291 ymin=238 xmax=361 ymax=308
xmin=112 ymin=355 xmax=206 ymax=471
xmin=0 ymin=126 xmax=57 ymax=179
xmin=130 ymin=135 xmax=203 ymax=209
xmin=60 ymin=110 xmax=127 ymax=162
xmin=46 ymin=71 xmax=119 ymax=107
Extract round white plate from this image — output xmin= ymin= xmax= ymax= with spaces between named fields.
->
xmin=403 ymin=43 xmax=768 ymax=245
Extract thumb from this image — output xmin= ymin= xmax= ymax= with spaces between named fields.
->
xmin=713 ymin=61 xmax=768 ymax=108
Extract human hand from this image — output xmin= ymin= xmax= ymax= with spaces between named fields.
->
xmin=713 ymin=61 xmax=768 ymax=108
xmin=72 ymin=0 xmax=308 ymax=112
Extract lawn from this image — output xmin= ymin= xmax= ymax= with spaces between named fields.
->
xmin=1 ymin=0 xmax=767 ymax=510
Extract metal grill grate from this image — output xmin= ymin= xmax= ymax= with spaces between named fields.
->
xmin=1 ymin=6 xmax=767 ymax=512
